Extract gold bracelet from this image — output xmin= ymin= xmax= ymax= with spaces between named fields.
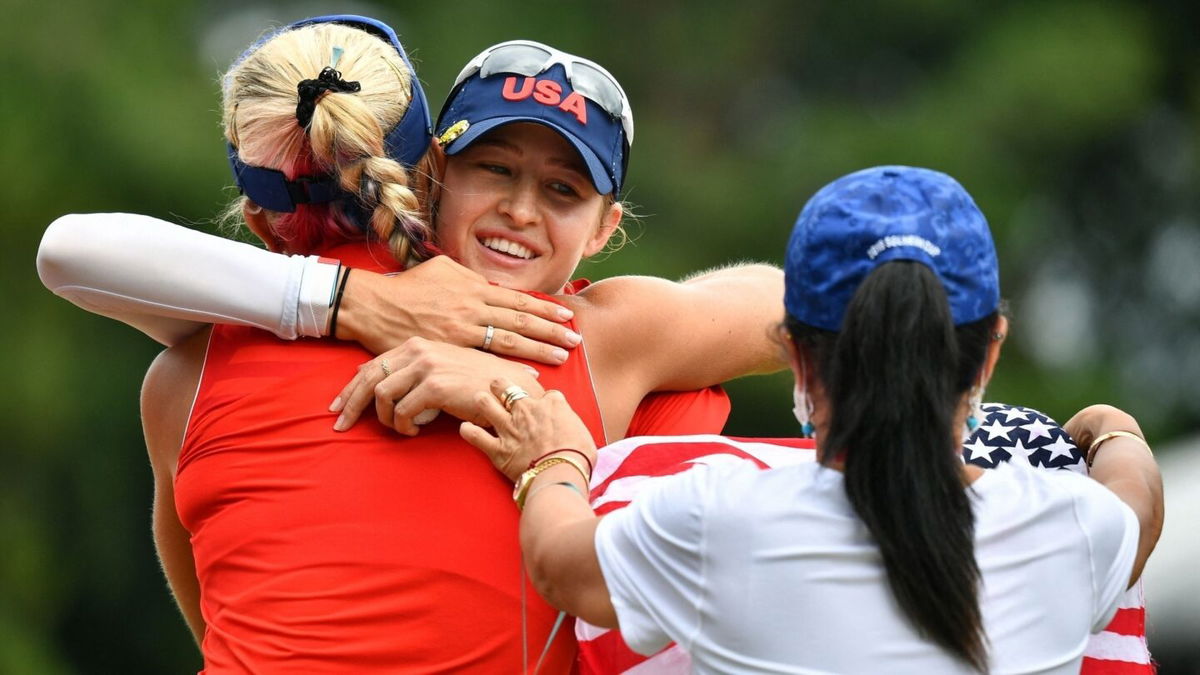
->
xmin=1086 ymin=430 xmax=1152 ymax=468
xmin=545 ymin=453 xmax=591 ymax=486
xmin=513 ymin=457 xmax=590 ymax=510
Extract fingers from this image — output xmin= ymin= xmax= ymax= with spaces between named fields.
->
xmin=459 ymin=420 xmax=506 ymax=471
xmin=486 ymin=287 xmax=574 ymax=323
xmin=374 ymin=367 xmax=420 ymax=435
xmin=477 ymin=385 xmax=515 ymax=429
xmin=333 ymin=359 xmax=389 ymax=431
xmin=476 ymin=310 xmax=581 ymax=365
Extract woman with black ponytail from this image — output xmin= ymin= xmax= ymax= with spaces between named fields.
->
xmin=464 ymin=165 xmax=1163 ymax=673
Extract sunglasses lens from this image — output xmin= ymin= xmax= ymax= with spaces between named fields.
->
xmin=569 ymin=62 xmax=625 ymax=122
xmin=456 ymin=42 xmax=634 ymax=145
xmin=479 ymin=44 xmax=554 ymax=79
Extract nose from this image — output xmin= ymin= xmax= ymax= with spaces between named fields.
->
xmin=497 ymin=179 xmax=541 ymax=229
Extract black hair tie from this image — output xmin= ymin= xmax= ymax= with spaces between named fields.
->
xmin=296 ymin=67 xmax=361 ymax=129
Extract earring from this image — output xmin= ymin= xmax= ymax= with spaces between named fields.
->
xmin=963 ymin=386 xmax=984 ymax=440
xmin=792 ymin=384 xmax=816 ymax=438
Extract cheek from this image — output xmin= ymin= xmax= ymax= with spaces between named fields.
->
xmin=433 ymin=214 xmax=468 ymax=259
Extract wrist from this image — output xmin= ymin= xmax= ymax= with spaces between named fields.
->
xmin=328 ymin=267 xmax=354 ymax=339
xmin=296 ymin=256 xmax=342 ymax=338
xmin=513 ymin=455 xmax=591 ymax=510
xmin=529 ymin=448 xmax=595 ymax=478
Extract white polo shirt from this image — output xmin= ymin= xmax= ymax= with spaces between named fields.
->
xmin=595 ymin=453 xmax=1138 ymax=674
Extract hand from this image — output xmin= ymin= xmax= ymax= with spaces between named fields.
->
xmin=335 ymin=256 xmax=581 ymax=365
xmin=330 ymin=337 xmax=543 ymax=435
xmin=460 ymin=378 xmax=598 ymax=482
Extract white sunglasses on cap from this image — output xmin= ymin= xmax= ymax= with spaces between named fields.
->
xmin=453 ymin=39 xmax=635 ymax=144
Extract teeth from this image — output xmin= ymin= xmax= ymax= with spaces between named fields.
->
xmin=482 ymin=237 xmax=534 ymax=260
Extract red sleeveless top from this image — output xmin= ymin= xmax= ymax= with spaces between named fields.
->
xmin=176 ymin=243 xmax=602 ymax=673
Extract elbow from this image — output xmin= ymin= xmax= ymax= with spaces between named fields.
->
xmin=37 ymin=214 xmax=90 ymax=294
xmin=525 ymin=544 xmax=569 ymax=610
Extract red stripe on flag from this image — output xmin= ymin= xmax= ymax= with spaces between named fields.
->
xmin=591 ymin=442 xmax=770 ymax=496
xmin=1101 ymin=607 xmax=1146 ymax=637
xmin=577 ymin=630 xmax=659 ymax=674
xmin=1081 ymin=656 xmax=1155 ymax=674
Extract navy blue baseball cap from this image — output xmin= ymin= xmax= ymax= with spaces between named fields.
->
xmin=784 ymin=166 xmax=1000 ymax=331
xmin=435 ymin=40 xmax=632 ymax=196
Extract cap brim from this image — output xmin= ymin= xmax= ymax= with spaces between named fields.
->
xmin=442 ymin=116 xmax=614 ymax=195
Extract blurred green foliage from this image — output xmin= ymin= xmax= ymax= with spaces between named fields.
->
xmin=5 ymin=0 xmax=1198 ymax=671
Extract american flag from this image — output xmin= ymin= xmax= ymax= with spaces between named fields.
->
xmin=577 ymin=403 xmax=1153 ymax=674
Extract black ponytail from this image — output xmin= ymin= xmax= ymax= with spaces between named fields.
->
xmin=787 ymin=261 xmax=997 ymax=672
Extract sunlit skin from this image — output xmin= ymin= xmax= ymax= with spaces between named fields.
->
xmin=434 ymin=123 xmax=622 ymax=295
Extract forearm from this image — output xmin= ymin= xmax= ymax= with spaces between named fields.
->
xmin=1073 ymin=406 xmax=1164 ymax=585
xmin=584 ymin=264 xmax=787 ymax=396
xmin=520 ymin=464 xmax=615 ymax=627
xmin=680 ymin=262 xmax=787 ymax=376
xmin=1088 ymin=439 xmax=1163 ymax=586
xmin=37 ymin=213 xmax=338 ymax=345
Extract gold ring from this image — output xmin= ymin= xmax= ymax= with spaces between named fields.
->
xmin=504 ymin=391 xmax=530 ymax=411
xmin=380 ymin=360 xmax=392 ymax=377
xmin=499 ymin=384 xmax=529 ymax=411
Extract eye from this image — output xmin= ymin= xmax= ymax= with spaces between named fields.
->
xmin=478 ymin=162 xmax=511 ymax=176
xmin=548 ymin=181 xmax=580 ymax=197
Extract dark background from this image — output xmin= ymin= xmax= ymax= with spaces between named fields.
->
xmin=5 ymin=0 xmax=1198 ymax=671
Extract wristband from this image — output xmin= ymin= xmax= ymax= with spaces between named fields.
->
xmin=296 ymin=256 xmax=341 ymax=338
xmin=1086 ymin=430 xmax=1152 ymax=468
xmin=328 ymin=267 xmax=353 ymax=339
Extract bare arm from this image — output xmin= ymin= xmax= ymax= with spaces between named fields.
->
xmin=37 ymin=213 xmax=579 ymax=362
xmin=141 ymin=330 xmax=211 ymax=645
xmin=572 ymin=263 xmax=786 ymax=437
xmin=1063 ymin=404 xmax=1164 ymax=588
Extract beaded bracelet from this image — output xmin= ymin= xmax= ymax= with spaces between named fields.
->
xmin=1086 ymin=430 xmax=1152 ymax=468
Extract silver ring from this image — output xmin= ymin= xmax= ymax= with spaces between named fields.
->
xmin=482 ymin=324 xmax=495 ymax=351
xmin=379 ymin=359 xmax=392 ymax=377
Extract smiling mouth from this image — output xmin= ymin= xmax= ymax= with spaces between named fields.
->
xmin=481 ymin=236 xmax=536 ymax=260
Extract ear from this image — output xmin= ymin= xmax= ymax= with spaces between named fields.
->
xmin=243 ymin=201 xmax=284 ymax=252
xmin=582 ymin=200 xmax=623 ymax=258
xmin=978 ymin=314 xmax=1008 ymax=388
xmin=778 ymin=325 xmax=813 ymax=390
